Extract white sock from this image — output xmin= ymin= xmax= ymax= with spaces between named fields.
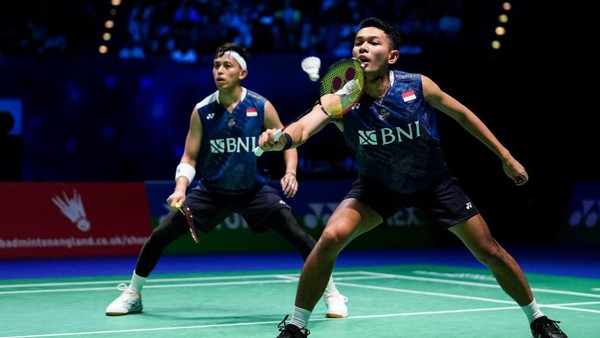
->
xmin=521 ymin=298 xmax=544 ymax=324
xmin=129 ymin=271 xmax=147 ymax=293
xmin=324 ymin=275 xmax=339 ymax=295
xmin=290 ymin=306 xmax=312 ymax=329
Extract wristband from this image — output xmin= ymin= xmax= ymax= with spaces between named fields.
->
xmin=175 ymin=163 xmax=196 ymax=186
xmin=282 ymin=132 xmax=293 ymax=150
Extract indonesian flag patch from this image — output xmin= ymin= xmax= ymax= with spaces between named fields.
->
xmin=246 ymin=108 xmax=258 ymax=117
xmin=402 ymin=90 xmax=416 ymax=102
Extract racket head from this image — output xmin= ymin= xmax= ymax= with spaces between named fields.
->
xmin=178 ymin=203 xmax=198 ymax=243
xmin=318 ymin=58 xmax=365 ymax=116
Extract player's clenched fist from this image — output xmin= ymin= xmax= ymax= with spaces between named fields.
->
xmin=259 ymin=128 xmax=287 ymax=152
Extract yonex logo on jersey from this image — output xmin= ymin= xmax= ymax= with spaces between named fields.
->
xmin=465 ymin=202 xmax=472 ymax=210
xmin=209 ymin=137 xmax=258 ymax=153
xmin=206 ymin=113 xmax=215 ymax=120
xmin=358 ymin=121 xmax=421 ymax=146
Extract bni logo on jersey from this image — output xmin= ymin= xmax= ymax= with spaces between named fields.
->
xmin=209 ymin=137 xmax=259 ymax=153
xmin=357 ymin=121 xmax=421 ymax=146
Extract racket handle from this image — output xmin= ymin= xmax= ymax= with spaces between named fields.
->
xmin=253 ymin=129 xmax=284 ymax=156
xmin=253 ymin=146 xmax=265 ymax=157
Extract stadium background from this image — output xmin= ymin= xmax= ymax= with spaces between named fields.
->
xmin=0 ymin=0 xmax=596 ymax=257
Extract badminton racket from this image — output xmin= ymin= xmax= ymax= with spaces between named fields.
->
xmin=254 ymin=57 xmax=365 ymax=156
xmin=176 ymin=203 xmax=198 ymax=243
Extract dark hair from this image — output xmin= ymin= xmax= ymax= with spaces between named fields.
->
xmin=358 ymin=17 xmax=401 ymax=51
xmin=214 ymin=42 xmax=249 ymax=65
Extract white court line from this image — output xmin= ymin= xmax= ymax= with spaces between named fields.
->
xmin=0 ymin=319 xmax=279 ymax=338
xmin=335 ymin=281 xmax=600 ymax=314
xmin=344 ymin=271 xmax=600 ymax=299
xmin=0 ymin=273 xmax=308 ymax=288
xmin=0 ymin=280 xmax=295 ymax=295
xmin=1 ymin=270 xmax=598 ymax=300
xmin=0 ymin=305 xmax=581 ymax=338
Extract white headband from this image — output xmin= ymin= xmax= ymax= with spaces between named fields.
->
xmin=223 ymin=51 xmax=247 ymax=70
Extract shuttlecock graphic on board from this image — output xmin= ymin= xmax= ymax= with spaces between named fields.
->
xmin=52 ymin=189 xmax=91 ymax=232
xmin=301 ymin=56 xmax=321 ymax=82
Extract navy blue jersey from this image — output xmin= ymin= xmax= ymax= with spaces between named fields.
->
xmin=342 ymin=70 xmax=448 ymax=194
xmin=195 ymin=88 xmax=269 ymax=194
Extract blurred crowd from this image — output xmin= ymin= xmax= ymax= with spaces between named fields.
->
xmin=0 ymin=0 xmax=464 ymax=61
xmin=0 ymin=0 xmax=468 ymax=181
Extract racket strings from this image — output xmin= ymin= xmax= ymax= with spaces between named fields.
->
xmin=319 ymin=59 xmax=365 ymax=116
xmin=254 ymin=58 xmax=364 ymax=157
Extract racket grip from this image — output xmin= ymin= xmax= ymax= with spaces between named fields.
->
xmin=253 ymin=129 xmax=284 ymax=156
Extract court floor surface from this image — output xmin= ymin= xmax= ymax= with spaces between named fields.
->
xmin=1 ymin=244 xmax=598 ymax=337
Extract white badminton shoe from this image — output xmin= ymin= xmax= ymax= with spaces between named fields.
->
xmin=323 ymin=291 xmax=348 ymax=318
xmin=105 ymin=283 xmax=143 ymax=316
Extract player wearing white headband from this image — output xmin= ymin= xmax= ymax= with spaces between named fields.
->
xmin=222 ymin=50 xmax=247 ymax=70
xmin=105 ymin=42 xmax=349 ymax=319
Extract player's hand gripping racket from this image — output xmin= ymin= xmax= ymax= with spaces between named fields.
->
xmin=176 ymin=203 xmax=198 ymax=243
xmin=254 ymin=57 xmax=365 ymax=156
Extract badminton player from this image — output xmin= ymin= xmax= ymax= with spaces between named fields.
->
xmin=259 ymin=17 xmax=568 ymax=338
xmin=105 ymin=42 xmax=348 ymax=319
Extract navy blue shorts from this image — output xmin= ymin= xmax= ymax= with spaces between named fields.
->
xmin=184 ymin=183 xmax=291 ymax=233
xmin=345 ymin=174 xmax=479 ymax=229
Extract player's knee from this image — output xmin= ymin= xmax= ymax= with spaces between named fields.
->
xmin=319 ymin=226 xmax=350 ymax=249
xmin=473 ymin=242 xmax=506 ymax=267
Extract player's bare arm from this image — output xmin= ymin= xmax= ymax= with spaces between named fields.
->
xmin=169 ymin=108 xmax=202 ymax=207
xmin=263 ymin=100 xmax=285 ymax=130
xmin=423 ymin=75 xmax=528 ymax=185
xmin=258 ymin=105 xmax=326 ymax=152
